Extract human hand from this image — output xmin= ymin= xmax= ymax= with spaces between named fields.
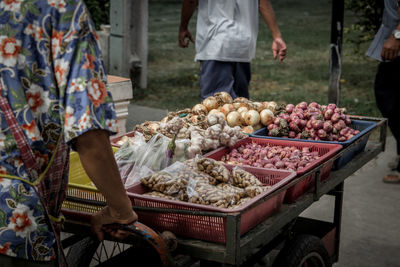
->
xmin=272 ymin=38 xmax=287 ymax=62
xmin=91 ymin=205 xmax=138 ymax=241
xmin=381 ymin=36 xmax=400 ymax=62
xmin=179 ymin=27 xmax=194 ymax=48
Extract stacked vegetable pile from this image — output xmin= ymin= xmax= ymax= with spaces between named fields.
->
xmin=140 ymin=159 xmax=270 ymax=209
xmin=220 ymin=142 xmax=320 ymax=172
xmin=118 ymin=92 xmax=280 ymax=160
xmin=195 ymin=92 xmax=277 ymax=134
xmin=267 ymin=102 xmax=360 ymax=141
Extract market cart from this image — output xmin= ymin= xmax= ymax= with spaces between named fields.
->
xmin=61 ymin=116 xmax=386 ymax=267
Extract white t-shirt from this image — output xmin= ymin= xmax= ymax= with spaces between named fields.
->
xmin=195 ymin=0 xmax=259 ymax=62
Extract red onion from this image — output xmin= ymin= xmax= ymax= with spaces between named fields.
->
xmin=300 ymin=119 xmax=307 ymax=129
xmin=345 ymin=116 xmax=351 ymax=126
xmin=331 ymin=113 xmax=341 ymax=123
xmin=286 ymin=104 xmax=295 ymax=113
xmin=339 ymin=127 xmax=349 ymax=136
xmin=327 ymin=103 xmax=337 ymax=110
xmin=297 ymin=101 xmax=308 ymax=110
xmin=308 ymin=102 xmax=320 ymax=109
xmin=289 ymin=121 xmax=301 ymax=133
xmin=323 ymin=121 xmax=333 ymax=133
xmin=324 ymin=109 xmax=334 ymax=120
xmin=311 ymin=120 xmax=323 ymax=130
xmin=268 ymin=124 xmax=278 ymax=130
xmin=289 ymin=131 xmax=296 ymax=138
xmin=317 ymin=129 xmax=327 ymax=139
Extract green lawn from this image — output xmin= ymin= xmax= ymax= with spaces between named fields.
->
xmin=133 ymin=0 xmax=381 ymax=117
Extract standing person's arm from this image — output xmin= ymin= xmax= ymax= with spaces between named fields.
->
xmin=259 ymin=0 xmax=287 ymax=61
xmin=381 ymin=2 xmax=400 ymax=61
xmin=179 ymin=0 xmax=198 ymax=47
xmin=73 ymin=130 xmax=138 ymax=241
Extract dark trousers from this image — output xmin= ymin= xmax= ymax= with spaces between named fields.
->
xmin=199 ymin=60 xmax=251 ymax=100
xmin=374 ymin=57 xmax=400 ymax=170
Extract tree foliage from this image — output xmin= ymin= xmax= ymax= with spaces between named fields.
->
xmin=344 ymin=0 xmax=384 ymax=47
xmin=83 ymin=0 xmax=110 ymax=30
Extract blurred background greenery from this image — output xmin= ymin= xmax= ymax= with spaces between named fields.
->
xmin=84 ymin=0 xmax=385 ymax=117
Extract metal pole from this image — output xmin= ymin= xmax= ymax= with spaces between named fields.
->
xmin=328 ymin=0 xmax=345 ymax=105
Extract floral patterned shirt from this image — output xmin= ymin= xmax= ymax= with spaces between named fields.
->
xmin=0 ymin=0 xmax=118 ymax=261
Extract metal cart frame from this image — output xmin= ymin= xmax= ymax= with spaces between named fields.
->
xmin=61 ymin=116 xmax=387 ymax=267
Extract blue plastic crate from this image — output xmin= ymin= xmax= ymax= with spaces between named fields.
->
xmin=251 ymin=120 xmax=377 ymax=169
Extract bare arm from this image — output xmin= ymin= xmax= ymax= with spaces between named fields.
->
xmin=381 ymin=3 xmax=400 ymax=61
xmin=179 ymin=0 xmax=198 ymax=47
xmin=259 ymin=0 xmax=287 ymax=61
xmin=73 ymin=129 xmax=137 ymax=241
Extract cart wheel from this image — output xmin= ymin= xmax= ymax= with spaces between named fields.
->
xmin=272 ymin=234 xmax=331 ymax=267
xmin=66 ymin=237 xmax=130 ymax=266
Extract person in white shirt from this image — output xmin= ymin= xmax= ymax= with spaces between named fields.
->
xmin=179 ymin=0 xmax=287 ymax=100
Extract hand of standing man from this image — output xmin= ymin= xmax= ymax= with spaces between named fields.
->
xmin=259 ymin=0 xmax=287 ymax=62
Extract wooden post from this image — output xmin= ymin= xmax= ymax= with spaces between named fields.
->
xmin=109 ymin=0 xmax=148 ymax=89
xmin=328 ymin=0 xmax=344 ymax=105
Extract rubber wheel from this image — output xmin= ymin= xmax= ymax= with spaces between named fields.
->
xmin=272 ymin=234 xmax=332 ymax=267
xmin=66 ymin=237 xmax=162 ymax=266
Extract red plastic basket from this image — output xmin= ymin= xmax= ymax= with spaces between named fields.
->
xmin=204 ymin=137 xmax=342 ymax=203
xmin=126 ymin=166 xmax=296 ymax=244
xmin=110 ymin=131 xmax=136 ymax=147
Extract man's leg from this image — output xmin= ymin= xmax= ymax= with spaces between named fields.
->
xmin=200 ymin=60 xmax=237 ymax=100
xmin=233 ymin=62 xmax=251 ymax=99
xmin=374 ymin=57 xmax=400 ymax=174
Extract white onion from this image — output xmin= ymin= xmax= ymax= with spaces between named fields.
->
xmin=192 ymin=104 xmax=208 ymax=115
xmin=267 ymin=101 xmax=278 ymax=112
xmin=233 ymin=102 xmax=249 ymax=110
xmin=244 ymin=110 xmax=261 ymax=126
xmin=250 ymin=102 xmax=262 ymax=111
xmin=202 ymin=96 xmax=219 ymax=111
xmin=226 ymin=111 xmax=242 ymax=127
xmin=214 ymin=91 xmax=233 ymax=104
xmin=219 ymin=103 xmax=235 ymax=116
xmin=260 ymin=109 xmax=274 ymax=126
xmin=233 ymin=97 xmax=249 ymax=103
xmin=258 ymin=101 xmax=270 ymax=113
xmin=208 ymin=109 xmax=225 ymax=119
xmin=237 ymin=106 xmax=249 ymax=114
xmin=240 ymin=111 xmax=247 ymax=123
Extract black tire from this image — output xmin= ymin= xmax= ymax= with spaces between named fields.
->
xmin=66 ymin=237 xmax=163 ymax=266
xmin=272 ymin=234 xmax=332 ymax=267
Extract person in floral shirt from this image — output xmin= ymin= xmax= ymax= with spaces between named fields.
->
xmin=0 ymin=0 xmax=137 ymax=265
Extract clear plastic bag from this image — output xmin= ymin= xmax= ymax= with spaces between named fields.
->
xmin=117 ymin=132 xmax=172 ymax=188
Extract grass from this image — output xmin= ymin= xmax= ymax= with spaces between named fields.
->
xmin=133 ymin=0 xmax=381 ymax=117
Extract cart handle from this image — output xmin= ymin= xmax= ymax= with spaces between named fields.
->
xmin=105 ymin=221 xmax=171 ymax=267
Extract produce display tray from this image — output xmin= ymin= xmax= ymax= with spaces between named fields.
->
xmin=251 ymin=119 xmax=376 ymax=170
xmin=126 ymin=167 xmax=296 ymax=244
xmin=204 ymin=137 xmax=342 ymax=203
